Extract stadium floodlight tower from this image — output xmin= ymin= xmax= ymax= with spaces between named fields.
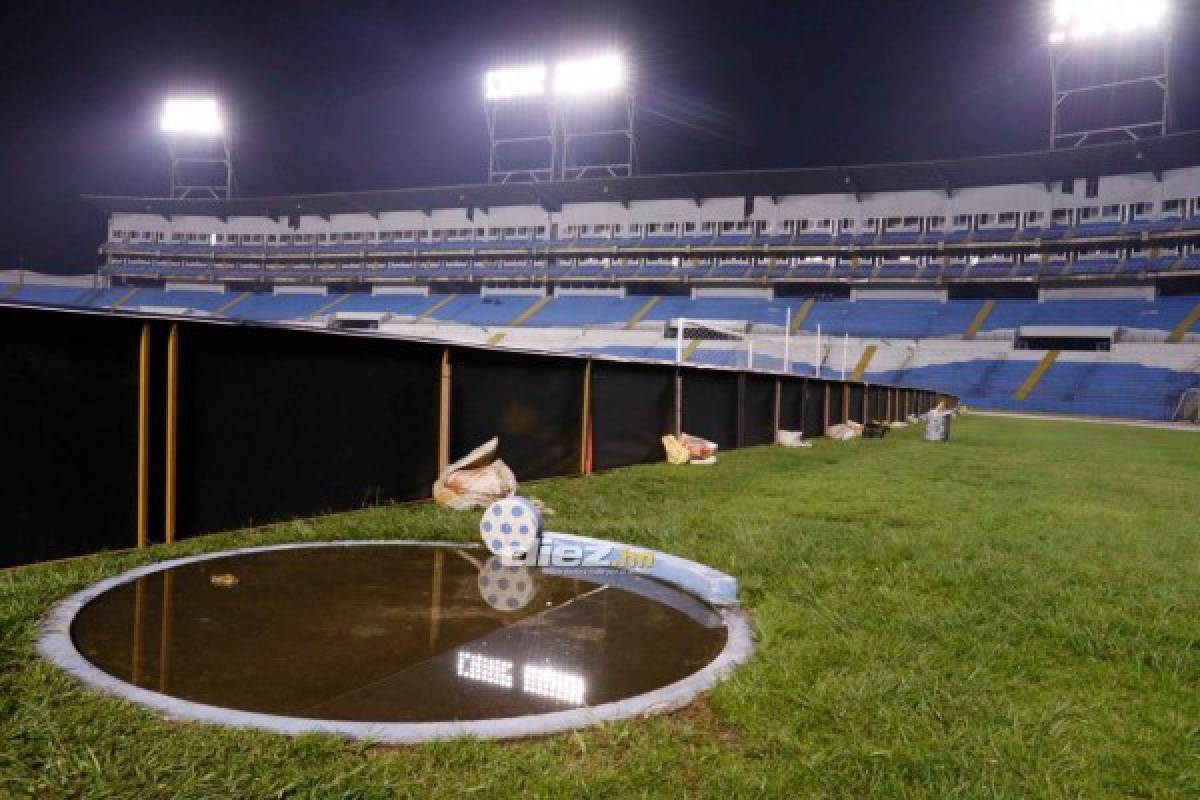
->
xmin=484 ymin=64 xmax=559 ymax=183
xmin=554 ymin=53 xmax=636 ymax=181
xmin=1048 ymin=0 xmax=1172 ymax=148
xmin=483 ymin=52 xmax=635 ymax=183
xmin=160 ymin=96 xmax=235 ymax=199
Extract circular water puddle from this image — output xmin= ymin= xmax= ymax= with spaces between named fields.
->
xmin=40 ymin=541 xmax=752 ymax=742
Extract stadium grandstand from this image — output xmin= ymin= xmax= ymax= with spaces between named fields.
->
xmin=4 ymin=132 xmax=1199 ymax=421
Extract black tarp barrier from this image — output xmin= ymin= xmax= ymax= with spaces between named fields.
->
xmin=681 ymin=369 xmax=739 ymax=451
xmin=779 ymin=377 xmax=806 ymax=434
xmin=802 ymin=380 xmax=826 ymax=437
xmin=450 ymin=347 xmax=583 ymax=481
xmin=0 ymin=308 xmax=142 ymax=566
xmin=0 ymin=305 xmax=953 ymax=568
xmin=742 ymin=375 xmax=777 ymax=447
xmin=827 ymin=383 xmax=846 ymax=426
xmin=848 ymin=384 xmax=865 ymax=423
xmin=590 ymin=360 xmax=675 ymax=471
xmin=175 ymin=324 xmax=442 ymax=537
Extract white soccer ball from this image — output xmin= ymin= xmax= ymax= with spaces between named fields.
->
xmin=479 ymin=496 xmax=542 ymax=557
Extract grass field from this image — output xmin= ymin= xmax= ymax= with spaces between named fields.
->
xmin=1 ymin=415 xmax=1198 ymax=798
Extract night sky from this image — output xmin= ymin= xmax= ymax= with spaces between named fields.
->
xmin=2 ymin=0 xmax=1198 ymax=273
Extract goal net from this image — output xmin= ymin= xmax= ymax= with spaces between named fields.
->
xmin=665 ymin=318 xmax=789 ymax=370
xmin=1174 ymin=389 xmax=1200 ymax=423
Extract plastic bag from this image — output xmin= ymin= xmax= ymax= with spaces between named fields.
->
xmin=433 ymin=437 xmax=518 ymax=511
xmin=662 ymin=433 xmax=719 ymax=464
xmin=826 ymin=421 xmax=864 ymax=441
xmin=776 ymin=430 xmax=813 ymax=448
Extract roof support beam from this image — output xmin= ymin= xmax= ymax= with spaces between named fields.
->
xmin=1135 ymin=142 xmax=1163 ymax=181
xmin=932 ymin=165 xmax=955 ymax=198
xmin=841 ymin=170 xmax=862 ymax=203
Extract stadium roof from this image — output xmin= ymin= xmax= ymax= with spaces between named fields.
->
xmin=85 ymin=130 xmax=1200 ymax=219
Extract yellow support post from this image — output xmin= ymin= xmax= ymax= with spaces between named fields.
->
xmin=137 ymin=324 xmax=150 ymax=549
xmin=164 ymin=324 xmax=179 ymax=544
xmin=438 ymin=348 xmax=452 ymax=474
xmin=580 ymin=359 xmax=593 ymax=475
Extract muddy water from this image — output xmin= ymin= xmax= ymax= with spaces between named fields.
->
xmin=71 ymin=545 xmax=728 ymax=722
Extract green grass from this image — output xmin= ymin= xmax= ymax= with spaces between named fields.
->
xmin=1 ymin=415 xmax=1198 ymax=799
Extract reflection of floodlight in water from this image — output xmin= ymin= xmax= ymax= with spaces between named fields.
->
xmin=552 ymin=54 xmax=624 ymax=96
xmin=522 ymin=664 xmax=586 ymax=704
xmin=160 ymin=96 xmax=224 ymax=136
xmin=484 ymin=64 xmax=547 ymax=100
xmin=456 ymin=651 xmax=514 ymax=688
xmin=1048 ymin=0 xmax=1168 ymax=44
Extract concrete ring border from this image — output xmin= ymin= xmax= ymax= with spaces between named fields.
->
xmin=36 ymin=539 xmax=755 ymax=744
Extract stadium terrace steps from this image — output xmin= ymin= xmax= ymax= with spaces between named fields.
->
xmin=625 ymin=296 xmax=661 ymax=329
xmin=229 ymin=293 xmax=333 ymax=321
xmin=1167 ymin=301 xmax=1200 ymax=343
xmin=110 ymin=287 xmax=140 ymax=309
xmin=416 ymin=294 xmax=456 ymax=321
xmin=963 ymin=300 xmax=995 ymax=340
xmin=508 ymin=296 xmax=553 ymax=327
xmin=850 ymin=345 xmax=877 ymax=382
xmin=306 ymin=293 xmax=351 ymax=320
xmin=9 ymin=285 xmax=93 ymax=306
xmin=421 ymin=294 xmax=543 ymax=326
xmin=215 ymin=292 xmax=251 ymax=315
xmin=1013 ymin=351 xmax=1061 ymax=401
xmin=790 ymin=298 xmax=815 ymax=332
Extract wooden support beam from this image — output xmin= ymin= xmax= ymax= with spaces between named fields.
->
xmin=137 ymin=324 xmax=151 ymax=549
xmin=438 ymin=348 xmax=452 ymax=474
xmin=580 ymin=359 xmax=593 ymax=475
xmin=164 ymin=324 xmax=179 ymax=544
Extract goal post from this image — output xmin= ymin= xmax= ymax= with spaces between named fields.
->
xmin=669 ymin=317 xmax=793 ymax=371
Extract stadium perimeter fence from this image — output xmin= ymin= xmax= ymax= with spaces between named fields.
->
xmin=0 ymin=304 xmax=953 ymax=568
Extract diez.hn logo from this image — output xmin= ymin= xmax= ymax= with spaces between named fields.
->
xmin=502 ymin=541 xmax=655 ymax=572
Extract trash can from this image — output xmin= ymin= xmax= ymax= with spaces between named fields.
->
xmin=924 ymin=410 xmax=952 ymax=442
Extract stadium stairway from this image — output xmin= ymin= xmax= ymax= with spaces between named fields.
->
xmin=215 ymin=292 xmax=251 ymax=315
xmin=509 ymin=296 xmax=553 ymax=326
xmin=963 ymin=299 xmax=995 ymax=339
xmin=306 ymin=294 xmax=351 ymax=320
xmin=1013 ymin=351 xmax=1061 ymax=401
xmin=625 ymin=296 xmax=661 ymax=329
xmin=1167 ymin=301 xmax=1200 ymax=343
xmin=850 ymin=345 xmax=877 ymax=381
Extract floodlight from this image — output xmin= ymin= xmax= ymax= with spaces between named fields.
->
xmin=160 ymin=97 xmax=224 ymax=136
xmin=1049 ymin=0 xmax=1168 ymax=43
xmin=552 ymin=54 xmax=624 ymax=96
xmin=484 ymin=64 xmax=547 ymax=100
